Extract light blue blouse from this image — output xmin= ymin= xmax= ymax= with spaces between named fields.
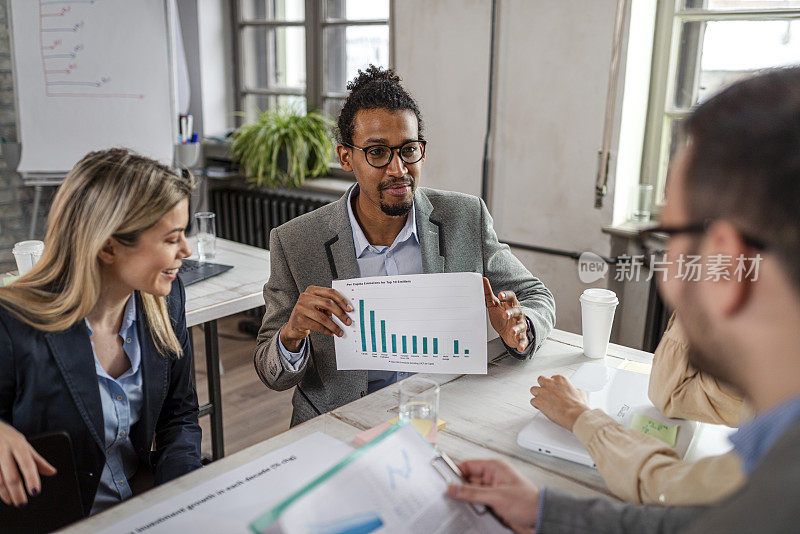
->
xmin=85 ymin=295 xmax=143 ymax=515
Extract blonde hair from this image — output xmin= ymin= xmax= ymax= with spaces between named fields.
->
xmin=0 ymin=148 xmax=195 ymax=356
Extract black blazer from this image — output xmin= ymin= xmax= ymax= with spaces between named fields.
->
xmin=0 ymin=279 xmax=202 ymax=516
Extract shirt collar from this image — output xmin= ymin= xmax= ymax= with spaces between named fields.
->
xmin=85 ymin=294 xmax=141 ymax=378
xmin=346 ymin=184 xmax=418 ymax=258
xmin=729 ymin=394 xmax=800 ymax=473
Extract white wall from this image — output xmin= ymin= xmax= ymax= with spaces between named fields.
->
xmin=393 ymin=0 xmax=490 ymax=198
xmin=395 ymin=0 xmax=630 ymax=335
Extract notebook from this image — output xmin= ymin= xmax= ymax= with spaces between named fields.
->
xmin=517 ymin=362 xmax=697 ymax=467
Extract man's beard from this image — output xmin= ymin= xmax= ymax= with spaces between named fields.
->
xmin=380 ymin=200 xmax=413 ymax=216
xmin=682 ymin=289 xmax=739 ymax=389
xmin=378 ymin=178 xmax=415 ymax=216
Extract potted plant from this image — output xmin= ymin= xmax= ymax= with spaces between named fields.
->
xmin=230 ymin=106 xmax=335 ymax=188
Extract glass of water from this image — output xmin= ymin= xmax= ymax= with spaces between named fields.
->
xmin=398 ymin=377 xmax=440 ymax=445
xmin=632 ymin=184 xmax=654 ymax=222
xmin=194 ymin=212 xmax=216 ymax=262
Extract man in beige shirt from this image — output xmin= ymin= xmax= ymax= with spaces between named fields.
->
xmin=529 ymin=314 xmax=747 ymax=505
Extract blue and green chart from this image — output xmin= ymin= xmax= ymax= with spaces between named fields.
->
xmin=333 ymin=273 xmax=488 ymax=374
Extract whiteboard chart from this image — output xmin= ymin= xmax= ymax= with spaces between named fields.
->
xmin=10 ymin=0 xmax=175 ymax=172
xmin=332 ymin=273 xmax=488 ymax=375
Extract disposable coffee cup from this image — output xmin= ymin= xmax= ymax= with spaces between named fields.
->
xmin=580 ymin=288 xmax=619 ymax=359
xmin=12 ymin=240 xmax=44 ymax=276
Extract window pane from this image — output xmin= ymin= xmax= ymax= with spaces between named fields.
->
xmin=656 ymin=117 xmax=686 ymax=205
xmin=323 ymin=98 xmax=346 ymax=163
xmin=681 ymin=0 xmax=800 ymax=10
xmin=242 ymin=94 xmax=307 ymax=123
xmin=325 ymin=0 xmax=389 ymax=20
xmin=240 ymin=0 xmax=304 ymax=21
xmin=323 ymin=97 xmax=346 ymax=123
xmin=323 ymin=25 xmax=390 ymax=92
xmin=242 ymin=26 xmax=306 ymax=90
xmin=672 ymin=19 xmax=800 ymax=108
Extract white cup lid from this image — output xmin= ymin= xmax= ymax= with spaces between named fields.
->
xmin=580 ymin=288 xmax=619 ymax=305
xmin=13 ymin=240 xmax=44 ymax=254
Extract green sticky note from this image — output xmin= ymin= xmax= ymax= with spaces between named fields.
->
xmin=630 ymin=414 xmax=678 ymax=447
xmin=1 ymin=275 xmax=17 ymax=287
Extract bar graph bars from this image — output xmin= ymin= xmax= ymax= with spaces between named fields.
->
xmin=356 ymin=298 xmax=470 ymax=357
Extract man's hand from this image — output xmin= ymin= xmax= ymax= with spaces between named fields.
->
xmin=530 ymin=375 xmax=590 ymax=431
xmin=484 ymin=277 xmax=529 ymax=353
xmin=280 ymin=286 xmax=354 ymax=352
xmin=0 ymin=421 xmax=57 ymax=507
xmin=447 ymin=458 xmax=540 ymax=533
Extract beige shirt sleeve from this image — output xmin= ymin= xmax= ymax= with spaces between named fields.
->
xmin=573 ymin=409 xmax=745 ymax=505
xmin=648 ymin=314 xmax=748 ymax=426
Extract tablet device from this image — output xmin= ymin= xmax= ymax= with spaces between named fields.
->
xmin=1 ymin=431 xmax=83 ymax=533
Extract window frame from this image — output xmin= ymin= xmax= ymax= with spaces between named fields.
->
xmin=231 ymin=1 xmax=394 ymax=164
xmin=640 ymin=1 xmax=800 ymax=207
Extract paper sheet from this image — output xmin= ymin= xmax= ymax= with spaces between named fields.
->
xmin=97 ymin=433 xmax=352 ymax=534
xmin=617 ymin=360 xmax=652 ymax=375
xmin=251 ymin=424 xmax=509 ymax=534
xmin=332 ymin=273 xmax=488 ymax=374
xmin=630 ymin=414 xmax=678 ymax=447
xmin=10 ymin=0 xmax=175 ymax=172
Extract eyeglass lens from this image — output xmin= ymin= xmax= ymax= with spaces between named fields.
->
xmin=365 ymin=141 xmax=425 ymax=167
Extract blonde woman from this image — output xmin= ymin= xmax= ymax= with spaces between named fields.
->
xmin=0 ymin=148 xmax=202 ymax=517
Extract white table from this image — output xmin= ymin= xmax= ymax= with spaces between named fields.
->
xmin=184 ymin=238 xmax=270 ymax=459
xmin=62 ymin=330 xmax=733 ymax=532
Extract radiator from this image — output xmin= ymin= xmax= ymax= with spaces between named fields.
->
xmin=208 ymin=183 xmax=340 ymax=328
xmin=209 ymin=185 xmax=338 ymax=250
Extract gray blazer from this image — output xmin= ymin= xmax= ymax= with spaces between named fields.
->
xmin=254 ymin=186 xmax=556 ymax=425
xmin=538 ymin=419 xmax=800 ymax=533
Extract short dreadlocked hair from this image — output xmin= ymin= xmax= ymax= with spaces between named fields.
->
xmin=337 ymin=65 xmax=424 ymax=145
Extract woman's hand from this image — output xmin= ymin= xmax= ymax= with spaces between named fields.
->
xmin=530 ymin=375 xmax=591 ymax=431
xmin=0 ymin=421 xmax=57 ymax=506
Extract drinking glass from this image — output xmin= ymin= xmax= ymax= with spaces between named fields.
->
xmin=632 ymin=184 xmax=654 ymax=222
xmin=194 ymin=212 xmax=216 ymax=262
xmin=398 ymin=377 xmax=440 ymax=445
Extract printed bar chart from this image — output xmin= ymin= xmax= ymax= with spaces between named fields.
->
xmin=333 ymin=273 xmax=488 ymax=374
xmin=356 ymin=300 xmax=469 ymax=357
xmin=370 ymin=310 xmax=377 ymax=353
xmin=360 ymin=300 xmax=367 ymax=352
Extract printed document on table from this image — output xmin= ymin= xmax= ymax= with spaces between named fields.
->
xmin=96 ymin=433 xmax=352 ymax=534
xmin=250 ymin=423 xmax=510 ymax=534
xmin=332 ymin=273 xmax=488 ymax=374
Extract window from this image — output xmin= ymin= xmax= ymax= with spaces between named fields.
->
xmin=641 ymin=0 xmax=800 ymax=205
xmin=232 ymin=0 xmax=391 ymax=125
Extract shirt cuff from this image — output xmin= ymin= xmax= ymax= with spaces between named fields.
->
xmin=504 ymin=316 xmax=536 ymax=359
xmin=277 ymin=331 xmax=308 ymax=371
xmin=535 ymin=487 xmax=547 ymax=534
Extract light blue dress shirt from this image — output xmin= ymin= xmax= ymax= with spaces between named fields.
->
xmin=85 ymin=295 xmax=143 ymax=515
xmin=728 ymin=394 xmax=800 ymax=474
xmin=279 ymin=185 xmax=422 ymax=393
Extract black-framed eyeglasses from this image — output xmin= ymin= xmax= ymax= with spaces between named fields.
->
xmin=344 ymin=140 xmax=427 ymax=168
xmin=635 ymin=221 xmax=766 ymax=262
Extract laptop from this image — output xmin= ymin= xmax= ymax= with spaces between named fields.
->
xmin=1 ymin=431 xmax=83 ymax=533
xmin=517 ymin=362 xmax=697 ymax=467
xmin=177 ymin=258 xmax=234 ymax=286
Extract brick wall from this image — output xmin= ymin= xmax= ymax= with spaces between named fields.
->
xmin=0 ymin=0 xmax=55 ymax=273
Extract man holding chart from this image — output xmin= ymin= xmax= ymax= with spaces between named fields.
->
xmin=254 ymin=65 xmax=555 ymax=426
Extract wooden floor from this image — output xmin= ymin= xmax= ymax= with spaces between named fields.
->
xmin=191 ymin=314 xmax=294 ymax=457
